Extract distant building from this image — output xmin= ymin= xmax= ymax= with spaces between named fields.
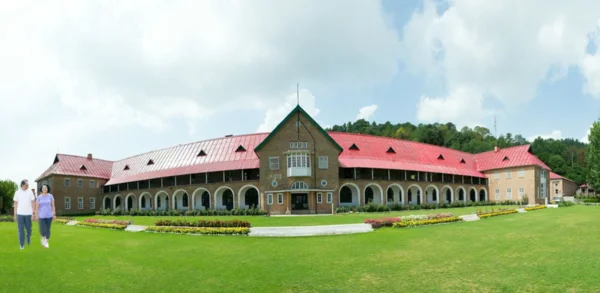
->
xmin=549 ymin=172 xmax=578 ymax=198
xmin=36 ymin=105 xmax=553 ymax=215
xmin=576 ymin=184 xmax=596 ymax=196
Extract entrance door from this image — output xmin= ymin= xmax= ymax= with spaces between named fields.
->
xmin=291 ymin=193 xmax=308 ymax=210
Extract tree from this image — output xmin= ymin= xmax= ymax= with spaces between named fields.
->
xmin=586 ymin=120 xmax=600 ymax=189
xmin=0 ymin=179 xmax=18 ymax=214
xmin=548 ymin=155 xmax=567 ymax=174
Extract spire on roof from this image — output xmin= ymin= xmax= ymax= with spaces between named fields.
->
xmin=53 ymin=155 xmax=60 ymax=164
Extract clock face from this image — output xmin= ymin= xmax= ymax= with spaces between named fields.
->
xmin=272 ymin=180 xmax=278 ymax=188
xmin=321 ymin=179 xmax=327 ymax=187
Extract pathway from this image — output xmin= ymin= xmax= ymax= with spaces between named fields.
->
xmin=248 ymin=223 xmax=373 ymax=237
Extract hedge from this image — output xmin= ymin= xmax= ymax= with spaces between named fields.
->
xmin=154 ymin=219 xmax=251 ymax=228
xmin=145 ymin=226 xmax=250 ymax=235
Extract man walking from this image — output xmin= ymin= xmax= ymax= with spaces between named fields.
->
xmin=13 ymin=179 xmax=36 ymax=249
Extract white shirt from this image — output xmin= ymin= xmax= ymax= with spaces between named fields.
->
xmin=13 ymin=188 xmax=36 ymax=215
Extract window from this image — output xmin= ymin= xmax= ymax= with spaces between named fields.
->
xmin=555 ymin=189 xmax=559 ymax=195
xmin=269 ymin=157 xmax=280 ymax=170
xmin=506 ymin=188 xmax=512 ymax=200
xmin=505 ymin=171 xmax=512 ymax=179
xmin=318 ymin=156 xmax=329 ymax=169
xmin=494 ymin=189 xmax=500 ymax=200
xmin=90 ymin=198 xmax=95 ymax=209
xmin=65 ymin=197 xmax=71 ymax=210
xmin=289 ymin=142 xmax=308 ymax=149
xmin=77 ymin=179 xmax=83 ymax=188
xmin=493 ymin=173 xmax=499 ymax=180
xmin=317 ymin=193 xmax=323 ymax=203
xmin=64 ymin=178 xmax=71 ymax=187
xmin=326 ymin=192 xmax=332 ymax=203
xmin=287 ymin=152 xmax=311 ymax=168
xmin=519 ymin=188 xmax=525 ymax=199
xmin=78 ymin=197 xmax=84 ymax=209
xmin=291 ymin=181 xmax=309 ymax=190
xmin=540 ymin=169 xmax=546 ymax=177
xmin=518 ymin=169 xmax=525 ymax=178
xmin=267 ymin=193 xmax=273 ymax=205
xmin=89 ymin=180 xmax=96 ymax=188
xmin=277 ymin=193 xmax=283 ymax=204
xmin=539 ymin=186 xmax=546 ymax=198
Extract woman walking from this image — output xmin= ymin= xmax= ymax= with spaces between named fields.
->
xmin=35 ymin=185 xmax=55 ymax=248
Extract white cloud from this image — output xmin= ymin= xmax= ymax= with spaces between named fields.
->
xmin=528 ymin=130 xmax=562 ymax=142
xmin=401 ymin=0 xmax=600 ymax=126
xmin=0 ymin=0 xmax=401 ymax=186
xmin=356 ymin=105 xmax=378 ymax=121
xmin=257 ymin=89 xmax=320 ymax=132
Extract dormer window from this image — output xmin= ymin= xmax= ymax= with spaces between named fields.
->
xmin=503 ymin=156 xmax=509 ymax=161
xmin=460 ymin=158 xmax=466 ymax=164
xmin=79 ymin=165 xmax=87 ymax=171
xmin=437 ymin=154 xmax=445 ymax=160
xmin=349 ymin=143 xmax=359 ymax=150
xmin=235 ymin=145 xmax=246 ymax=152
xmin=147 ymin=159 xmax=154 ymax=165
xmin=386 ymin=147 xmax=396 ymax=154
xmin=124 ymin=165 xmax=130 ymax=171
xmin=197 ymin=150 xmax=207 ymax=157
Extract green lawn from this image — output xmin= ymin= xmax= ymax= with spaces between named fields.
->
xmin=75 ymin=205 xmax=517 ymax=226
xmin=2 ymin=206 xmax=600 ymax=292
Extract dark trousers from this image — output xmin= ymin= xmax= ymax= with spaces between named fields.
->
xmin=17 ymin=215 xmax=32 ymax=247
xmin=39 ymin=218 xmax=53 ymax=240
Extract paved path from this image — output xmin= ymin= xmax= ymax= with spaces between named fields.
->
xmin=125 ymin=225 xmax=148 ymax=232
xmin=248 ymin=223 xmax=373 ymax=237
xmin=459 ymin=214 xmax=480 ymax=222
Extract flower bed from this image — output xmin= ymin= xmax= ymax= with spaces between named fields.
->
xmin=524 ymin=205 xmax=547 ymax=211
xmin=154 ymin=219 xmax=251 ymax=228
xmin=145 ymin=226 xmax=250 ymax=235
xmin=477 ymin=209 xmax=518 ymax=219
xmin=78 ymin=221 xmax=128 ymax=230
xmin=392 ymin=216 xmax=462 ymax=228
xmin=83 ymin=218 xmax=132 ymax=226
xmin=55 ymin=219 xmax=71 ymax=224
xmin=364 ymin=218 xmax=402 ymax=228
xmin=365 ymin=213 xmax=457 ymax=229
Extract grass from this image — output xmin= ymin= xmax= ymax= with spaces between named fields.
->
xmin=2 ymin=206 xmax=600 ymax=292
xmin=75 ymin=205 xmax=517 ymax=227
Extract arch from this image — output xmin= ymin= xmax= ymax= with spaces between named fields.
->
xmin=363 ymin=183 xmax=384 ymax=205
xmin=125 ymin=193 xmax=137 ymax=211
xmin=386 ymin=184 xmax=404 ymax=205
xmin=469 ymin=187 xmax=478 ymax=202
xmin=139 ymin=192 xmax=153 ymax=211
xmin=103 ymin=195 xmax=112 ymax=210
xmin=441 ymin=185 xmax=453 ymax=203
xmin=290 ymin=181 xmax=309 ymax=190
xmin=113 ymin=194 xmax=123 ymax=211
xmin=172 ymin=189 xmax=190 ymax=211
xmin=407 ymin=184 xmax=423 ymax=205
xmin=192 ymin=188 xmax=211 ymax=210
xmin=339 ymin=183 xmax=360 ymax=206
xmin=456 ymin=186 xmax=466 ymax=203
xmin=479 ymin=188 xmax=488 ymax=202
xmin=215 ymin=186 xmax=235 ymax=210
xmin=424 ymin=185 xmax=440 ymax=205
xmin=155 ymin=190 xmax=169 ymax=211
xmin=238 ymin=184 xmax=260 ymax=209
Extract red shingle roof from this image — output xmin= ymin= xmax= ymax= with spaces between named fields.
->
xmin=35 ymin=154 xmax=113 ymax=181
xmin=549 ymin=171 xmax=575 ymax=183
xmin=36 ymin=133 xmax=552 ymax=185
xmin=474 ymin=144 xmax=550 ymax=172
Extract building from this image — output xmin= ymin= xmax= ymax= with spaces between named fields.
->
xmin=549 ymin=172 xmax=578 ymax=198
xmin=576 ymin=184 xmax=596 ymax=196
xmin=36 ymin=105 xmax=552 ymax=215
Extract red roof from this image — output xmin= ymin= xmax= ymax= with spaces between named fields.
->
xmin=36 ymin=133 xmax=553 ymax=185
xmin=474 ymin=144 xmax=550 ymax=172
xmin=330 ymin=132 xmax=485 ymax=177
xmin=36 ymin=154 xmax=113 ymax=181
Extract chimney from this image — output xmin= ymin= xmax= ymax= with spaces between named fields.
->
xmin=494 ymin=146 xmax=499 ymax=153
xmin=87 ymin=153 xmax=93 ymax=160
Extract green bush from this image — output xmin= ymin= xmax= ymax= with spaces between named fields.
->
xmin=0 ymin=215 xmax=14 ymax=222
xmin=558 ymin=201 xmax=574 ymax=207
xmin=96 ymin=207 xmax=268 ymax=217
xmin=335 ymin=200 xmax=520 ymax=214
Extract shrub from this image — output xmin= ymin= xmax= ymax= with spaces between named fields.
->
xmin=145 ymin=226 xmax=250 ymax=235
xmin=54 ymin=219 xmax=70 ymax=224
xmin=364 ymin=217 xmax=402 ymax=228
xmin=558 ymin=201 xmax=575 ymax=207
xmin=57 ymin=216 xmax=74 ymax=221
xmin=83 ymin=218 xmax=132 ymax=225
xmin=154 ymin=219 xmax=251 ymax=228
xmin=524 ymin=205 xmax=547 ymax=211
xmin=79 ymin=222 xmax=127 ymax=230
xmin=477 ymin=208 xmax=518 ymax=219
xmin=393 ymin=216 xmax=462 ymax=228
xmin=0 ymin=216 xmax=14 ymax=222
xmin=335 ymin=201 xmax=520 ymax=214
xmin=96 ymin=208 xmax=268 ymax=217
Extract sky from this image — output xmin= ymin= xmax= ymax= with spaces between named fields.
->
xmin=1 ymin=0 xmax=600 ymax=186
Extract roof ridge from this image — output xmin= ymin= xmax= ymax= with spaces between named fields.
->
xmin=57 ymin=153 xmax=114 ymax=163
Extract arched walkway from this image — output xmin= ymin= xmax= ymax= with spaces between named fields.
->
xmin=363 ymin=183 xmax=383 ymax=205
xmin=139 ymin=192 xmax=153 ymax=210
xmin=425 ymin=185 xmax=439 ymax=205
xmin=192 ymin=188 xmax=211 ymax=210
xmin=441 ymin=185 xmax=453 ymax=203
xmin=456 ymin=187 xmax=466 ymax=203
xmin=469 ymin=187 xmax=477 ymax=202
xmin=386 ymin=184 xmax=404 ymax=205
xmin=172 ymin=189 xmax=190 ymax=211
xmin=407 ymin=184 xmax=423 ymax=205
xmin=103 ymin=196 xmax=111 ymax=210
xmin=113 ymin=194 xmax=123 ymax=211
xmin=125 ymin=193 xmax=137 ymax=211
xmin=479 ymin=188 xmax=487 ymax=202
xmin=238 ymin=185 xmax=260 ymax=209
xmin=339 ymin=183 xmax=360 ymax=206
xmin=215 ymin=186 xmax=235 ymax=210
xmin=155 ymin=191 xmax=169 ymax=211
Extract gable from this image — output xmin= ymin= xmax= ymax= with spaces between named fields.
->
xmin=254 ymin=105 xmax=342 ymax=153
